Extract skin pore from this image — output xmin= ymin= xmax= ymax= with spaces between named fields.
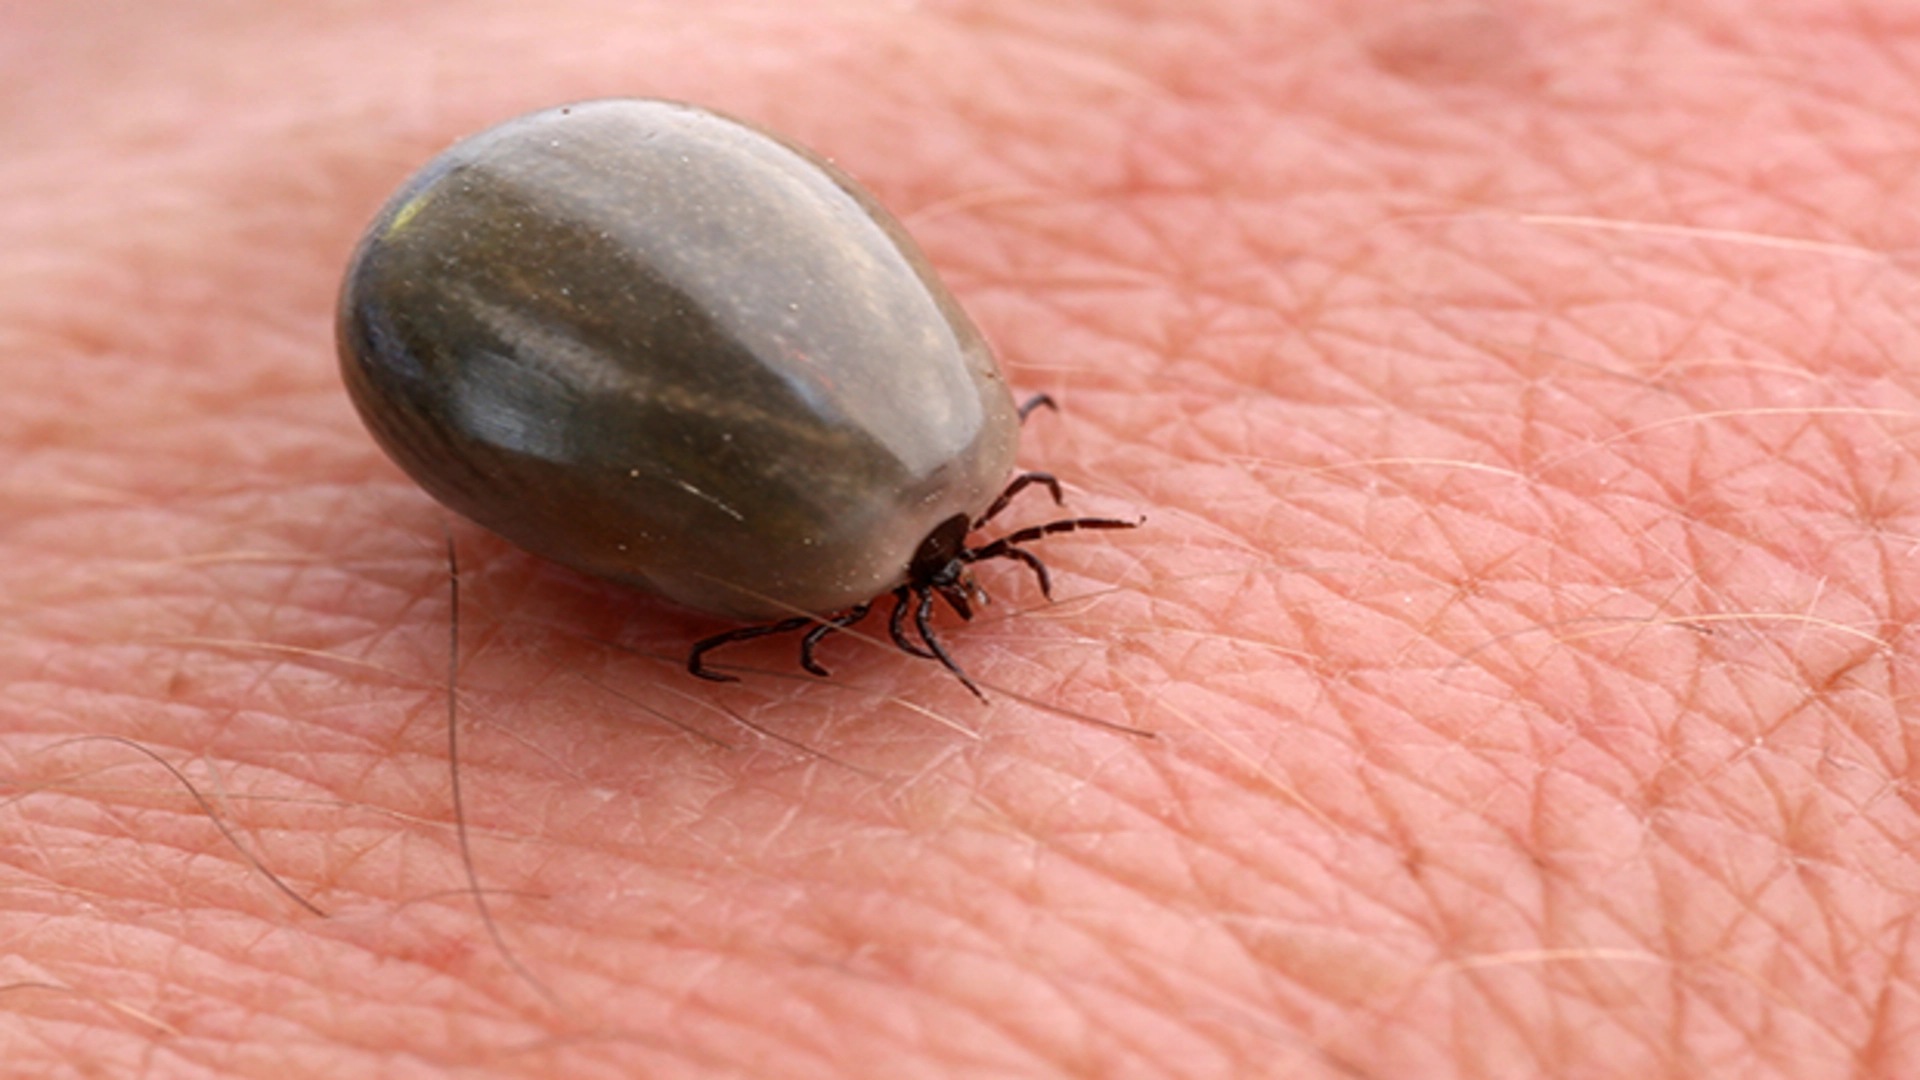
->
xmin=5 ymin=1 xmax=1919 ymax=1076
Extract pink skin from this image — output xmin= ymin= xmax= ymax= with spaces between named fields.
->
xmin=5 ymin=2 xmax=1919 ymax=1076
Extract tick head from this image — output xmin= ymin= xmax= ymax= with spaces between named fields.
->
xmin=906 ymin=512 xmax=987 ymax=618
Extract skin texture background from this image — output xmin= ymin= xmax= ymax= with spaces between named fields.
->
xmin=5 ymin=0 xmax=1920 ymax=1076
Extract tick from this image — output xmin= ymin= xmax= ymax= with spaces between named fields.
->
xmin=337 ymin=99 xmax=1134 ymax=697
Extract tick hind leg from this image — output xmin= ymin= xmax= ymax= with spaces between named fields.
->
xmin=687 ymin=593 xmax=989 ymax=697
xmin=688 ymin=605 xmax=873 ymax=683
xmin=687 ymin=615 xmax=817 ymax=682
xmin=797 ymin=602 xmax=873 ymax=676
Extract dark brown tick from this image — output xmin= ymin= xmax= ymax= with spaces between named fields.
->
xmin=337 ymin=99 xmax=1135 ymax=698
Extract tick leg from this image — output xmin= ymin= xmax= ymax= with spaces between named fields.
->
xmin=971 ymin=515 xmax=1138 ymax=560
xmin=798 ymin=602 xmax=872 ymax=677
xmin=914 ymin=586 xmax=987 ymax=701
xmin=1017 ymin=393 xmax=1057 ymax=422
xmin=890 ymin=587 xmax=938 ymax=659
xmin=974 ymin=471 xmax=1065 ymax=529
xmin=688 ymin=615 xmax=815 ymax=681
xmin=975 ymin=543 xmax=1053 ymax=599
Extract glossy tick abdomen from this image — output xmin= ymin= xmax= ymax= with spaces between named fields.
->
xmin=339 ymin=99 xmax=1021 ymax=620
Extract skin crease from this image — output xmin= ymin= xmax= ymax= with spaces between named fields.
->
xmin=4 ymin=0 xmax=1920 ymax=1076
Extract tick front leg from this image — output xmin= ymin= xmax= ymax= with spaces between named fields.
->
xmin=911 ymin=587 xmax=987 ymax=702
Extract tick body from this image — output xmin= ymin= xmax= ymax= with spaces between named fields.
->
xmin=339 ymin=99 xmax=1132 ymax=694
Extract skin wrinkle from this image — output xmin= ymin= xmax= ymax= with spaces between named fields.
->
xmin=1021 ymin=874 xmax=1283 ymax=1069
xmin=834 ymin=897 xmax=1129 ymax=1070
xmin=790 ymin=784 xmax=1149 ymax=1061
xmin=691 ymin=899 xmax=1021 ymax=1068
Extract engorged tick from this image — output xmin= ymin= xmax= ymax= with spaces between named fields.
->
xmin=336 ymin=98 xmax=1135 ymax=698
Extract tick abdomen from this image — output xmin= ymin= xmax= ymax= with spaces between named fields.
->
xmin=340 ymin=100 xmax=1019 ymax=620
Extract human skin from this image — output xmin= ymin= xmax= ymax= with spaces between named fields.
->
xmin=5 ymin=0 xmax=1919 ymax=1077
